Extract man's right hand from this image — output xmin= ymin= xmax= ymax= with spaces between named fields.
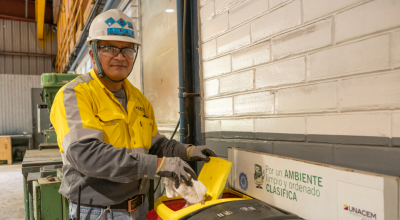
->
xmin=156 ymin=157 xmax=197 ymax=188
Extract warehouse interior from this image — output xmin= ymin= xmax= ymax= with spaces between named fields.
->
xmin=0 ymin=0 xmax=400 ymax=219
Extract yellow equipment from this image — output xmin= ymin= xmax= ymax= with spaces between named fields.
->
xmin=154 ymin=157 xmax=251 ymax=220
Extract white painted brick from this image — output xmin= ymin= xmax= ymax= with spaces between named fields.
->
xmin=255 ymin=117 xmax=305 ymax=134
xmin=229 ymin=0 xmax=269 ymax=28
xmin=340 ymin=71 xmax=400 ymax=111
xmin=204 ymin=79 xmax=219 ymax=98
xmin=201 ymin=12 xmax=229 ymax=42
xmin=205 ymin=120 xmax=221 ymax=132
xmin=232 ymin=41 xmax=270 ymax=71
xmin=276 ymin=81 xmax=337 ymax=113
xmin=308 ymin=34 xmax=390 ymax=81
xmin=220 ymin=70 xmax=254 ymax=94
xmin=392 ymin=112 xmax=400 ymax=138
xmin=336 ymin=0 xmax=400 ymax=42
xmin=272 ymin=19 xmax=332 ymax=59
xmin=203 ymin=55 xmax=231 ymax=79
xmin=269 ymin=0 xmax=289 ymax=9
xmin=234 ymin=91 xmax=274 ymax=115
xmin=200 ymin=0 xmax=215 ymax=23
xmin=215 ymin=0 xmax=243 ymax=14
xmin=221 ymin=119 xmax=254 ymax=132
xmin=394 ymin=31 xmax=400 ymax=68
xmin=307 ymin=113 xmax=390 ymax=137
xmin=303 ymin=0 xmax=359 ymax=22
xmin=251 ymin=0 xmax=301 ymax=42
xmin=256 ymin=57 xmax=305 ymax=89
xmin=217 ymin=23 xmax=250 ymax=54
xmin=202 ymin=39 xmax=217 ymax=60
xmin=200 ymin=0 xmax=211 ymax=7
xmin=205 ymin=97 xmax=233 ymax=117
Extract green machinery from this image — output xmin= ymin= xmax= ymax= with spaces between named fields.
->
xmin=39 ymin=73 xmax=80 ymax=149
xmin=23 ymin=73 xmax=79 ymax=220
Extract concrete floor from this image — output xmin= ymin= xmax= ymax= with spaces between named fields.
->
xmin=0 ymin=162 xmax=25 ymax=220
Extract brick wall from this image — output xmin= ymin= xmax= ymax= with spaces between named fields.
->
xmin=199 ymin=0 xmax=400 ymax=176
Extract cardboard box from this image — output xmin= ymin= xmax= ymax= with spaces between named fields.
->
xmin=0 ymin=137 xmax=12 ymax=165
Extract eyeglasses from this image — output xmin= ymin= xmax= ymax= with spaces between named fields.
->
xmin=97 ymin=45 xmax=138 ymax=59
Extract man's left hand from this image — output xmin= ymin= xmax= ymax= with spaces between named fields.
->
xmin=187 ymin=145 xmax=217 ymax=162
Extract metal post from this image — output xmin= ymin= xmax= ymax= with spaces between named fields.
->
xmin=25 ymin=0 xmax=28 ymax=18
xmin=23 ymin=174 xmax=29 ymax=220
xmin=148 ymin=180 xmax=154 ymax=211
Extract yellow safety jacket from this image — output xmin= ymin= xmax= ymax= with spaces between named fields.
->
xmin=50 ymin=69 xmax=167 ymax=205
xmin=51 ymin=68 xmax=158 ymax=154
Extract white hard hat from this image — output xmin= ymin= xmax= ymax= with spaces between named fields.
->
xmin=86 ymin=9 xmax=141 ymax=45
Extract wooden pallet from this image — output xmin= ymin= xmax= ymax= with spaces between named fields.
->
xmin=0 ymin=136 xmax=12 ymax=165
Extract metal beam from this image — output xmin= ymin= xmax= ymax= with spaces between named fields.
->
xmin=36 ymin=0 xmax=46 ymax=39
xmin=0 ymin=14 xmax=36 ymax=23
xmin=0 ymin=51 xmax=56 ymax=58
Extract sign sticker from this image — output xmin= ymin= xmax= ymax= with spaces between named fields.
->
xmin=128 ymin=21 xmax=134 ymax=29
xmin=107 ymin=28 xmax=135 ymax=38
xmin=117 ymin=18 xmax=127 ymax=28
xmin=239 ymin=172 xmax=248 ymax=191
xmin=105 ymin=17 xmax=116 ymax=27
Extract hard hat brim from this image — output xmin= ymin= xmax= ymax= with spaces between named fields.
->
xmin=86 ymin=35 xmax=142 ymax=46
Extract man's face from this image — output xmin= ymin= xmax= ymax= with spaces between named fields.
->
xmin=90 ymin=40 xmax=135 ymax=81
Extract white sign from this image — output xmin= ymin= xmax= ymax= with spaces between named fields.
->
xmin=229 ymin=148 xmax=399 ymax=220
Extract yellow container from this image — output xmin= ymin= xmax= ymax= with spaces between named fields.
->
xmin=154 ymin=157 xmax=252 ymax=220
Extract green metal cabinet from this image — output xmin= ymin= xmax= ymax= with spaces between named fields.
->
xmin=32 ymin=177 xmax=62 ymax=220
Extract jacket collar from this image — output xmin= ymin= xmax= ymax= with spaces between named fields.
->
xmin=89 ymin=68 xmax=136 ymax=97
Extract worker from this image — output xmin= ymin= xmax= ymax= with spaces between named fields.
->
xmin=50 ymin=9 xmax=216 ymax=220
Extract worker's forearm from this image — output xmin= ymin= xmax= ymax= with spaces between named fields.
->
xmin=150 ymin=133 xmax=190 ymax=160
xmin=66 ymin=138 xmax=157 ymax=183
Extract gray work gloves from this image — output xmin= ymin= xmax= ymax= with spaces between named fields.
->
xmin=187 ymin=145 xmax=217 ymax=162
xmin=157 ymin=157 xmax=198 ymax=188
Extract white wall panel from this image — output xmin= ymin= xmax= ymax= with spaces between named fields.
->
xmin=0 ymin=74 xmax=41 ymax=135
xmin=231 ymin=41 xmax=270 ymax=71
xmin=308 ymin=34 xmax=390 ymax=81
xmin=340 ymin=71 xmax=400 ymax=111
xmin=256 ymin=57 xmax=305 ymax=88
xmin=251 ymin=0 xmax=301 ymax=42
xmin=203 ymin=55 xmax=232 ymax=79
xmin=221 ymin=119 xmax=253 ymax=132
xmin=201 ymin=12 xmax=229 ymax=42
xmin=272 ymin=19 xmax=332 ymax=59
xmin=276 ymin=81 xmax=337 ymax=114
xmin=255 ymin=117 xmax=305 ymax=134
xmin=220 ymin=70 xmax=253 ymax=94
xmin=234 ymin=91 xmax=274 ymax=115
xmin=336 ymin=0 xmax=400 ymax=42
xmin=228 ymin=0 xmax=268 ymax=28
xmin=217 ymin=23 xmax=250 ymax=54
xmin=205 ymin=120 xmax=221 ymax=132
xmin=307 ymin=113 xmax=391 ymax=137
xmin=303 ymin=0 xmax=360 ymax=22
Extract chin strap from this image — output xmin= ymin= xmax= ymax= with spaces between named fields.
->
xmin=91 ymin=41 xmax=139 ymax=83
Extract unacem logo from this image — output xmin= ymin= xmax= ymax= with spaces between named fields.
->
xmin=344 ymin=204 xmax=377 ymax=219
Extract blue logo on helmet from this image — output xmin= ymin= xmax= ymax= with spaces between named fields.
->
xmin=128 ymin=21 xmax=134 ymax=29
xmin=107 ymin=28 xmax=135 ymax=38
xmin=117 ymin=18 xmax=127 ymax=28
xmin=105 ymin=17 xmax=116 ymax=27
xmin=239 ymin=173 xmax=248 ymax=191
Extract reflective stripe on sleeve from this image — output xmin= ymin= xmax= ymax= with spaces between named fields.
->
xmin=62 ymin=74 xmax=103 ymax=155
